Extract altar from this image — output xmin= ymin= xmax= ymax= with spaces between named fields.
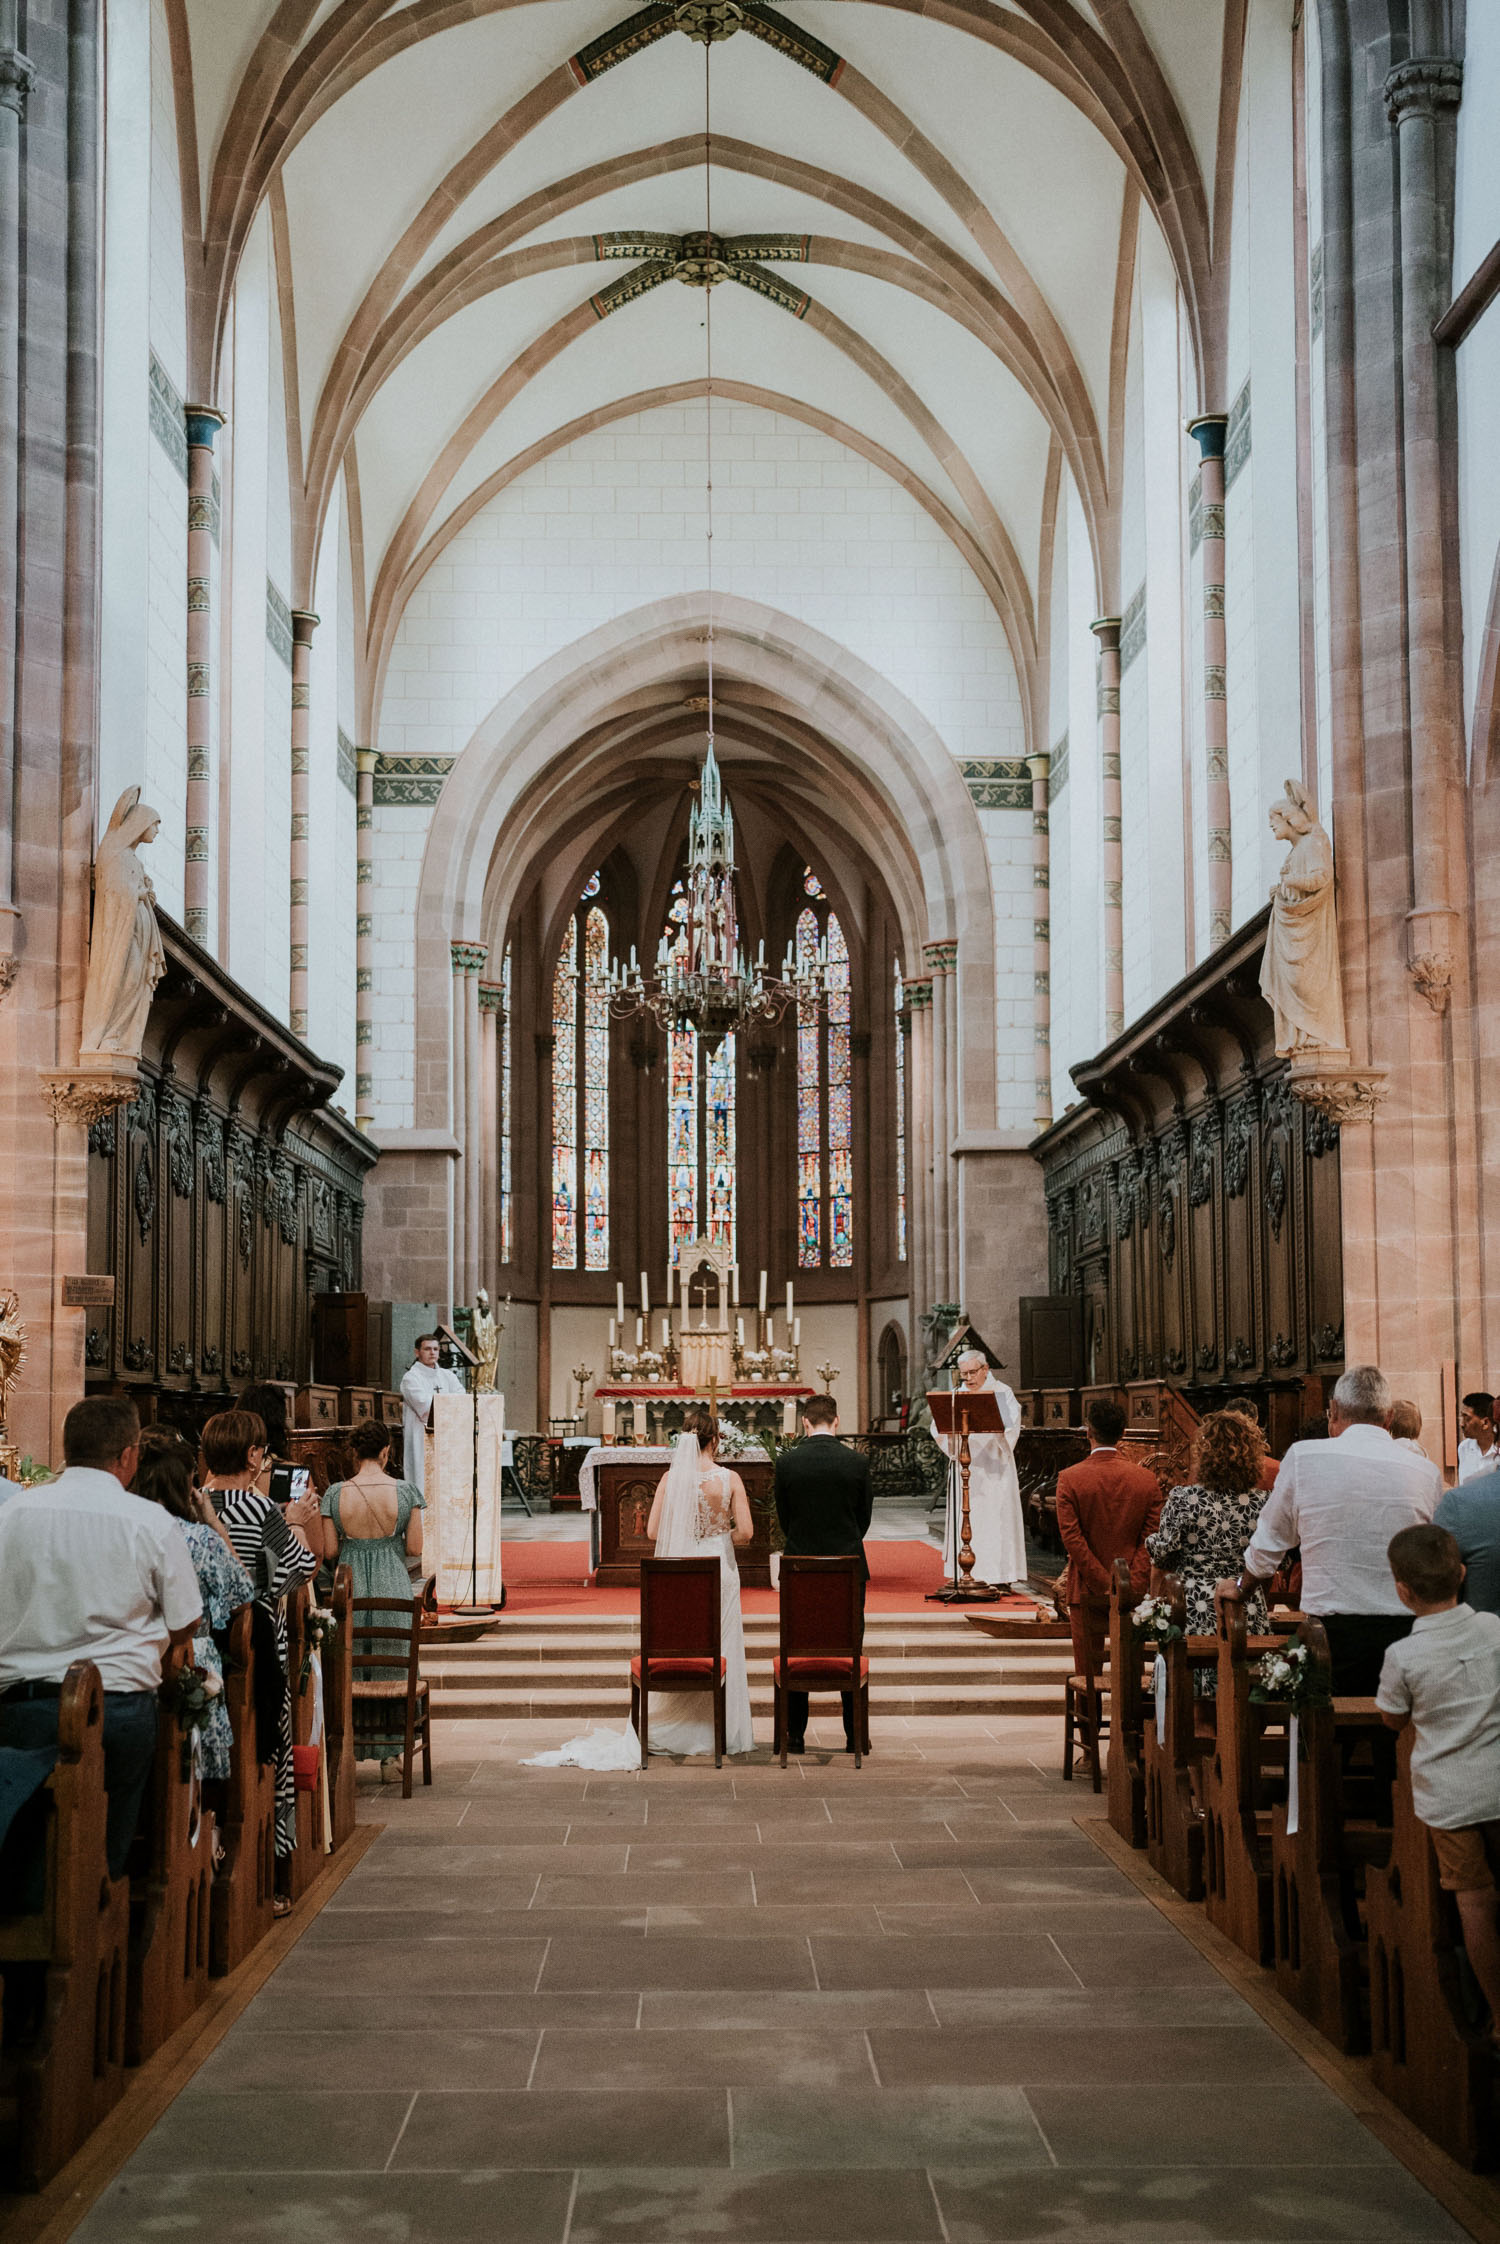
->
xmin=577 ymin=1443 xmax=777 ymax=1588
xmin=599 ymin=1236 xmax=811 ymax=1445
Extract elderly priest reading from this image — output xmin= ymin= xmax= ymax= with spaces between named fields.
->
xmin=400 ymin=1334 xmax=464 ymax=1495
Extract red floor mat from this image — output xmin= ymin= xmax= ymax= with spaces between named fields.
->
xmin=495 ymin=1539 xmax=1041 ymax=1616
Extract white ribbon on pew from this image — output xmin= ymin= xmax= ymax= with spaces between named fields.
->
xmin=1153 ymin=1652 xmax=1167 ymax=1735
xmin=309 ymin=1648 xmax=325 ymax=1748
xmin=1286 ymin=1712 xmax=1300 ymax=1836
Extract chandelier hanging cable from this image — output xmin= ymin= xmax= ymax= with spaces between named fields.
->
xmin=607 ymin=36 xmax=828 ymax=1047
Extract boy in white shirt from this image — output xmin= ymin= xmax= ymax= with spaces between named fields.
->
xmin=1377 ymin=1523 xmax=1500 ymax=2038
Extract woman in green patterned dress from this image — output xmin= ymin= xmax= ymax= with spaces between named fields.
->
xmin=320 ymin=1420 xmax=425 ymax=1773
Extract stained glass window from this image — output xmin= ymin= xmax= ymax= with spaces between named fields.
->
xmin=500 ymin=942 xmax=513 ymax=1266
xmin=551 ymin=886 xmax=610 ymax=1270
xmin=894 ymin=959 xmax=907 ymax=1263
xmin=665 ymin=881 xmax=736 ymax=1262
xmin=794 ymin=874 xmax=854 ymax=1270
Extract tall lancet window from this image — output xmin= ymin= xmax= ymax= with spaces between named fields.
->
xmin=551 ymin=875 xmax=610 ymax=1271
xmin=796 ymin=869 xmax=854 ymax=1270
xmin=894 ymin=960 xmax=907 ymax=1263
xmin=665 ymin=881 xmax=737 ymax=1265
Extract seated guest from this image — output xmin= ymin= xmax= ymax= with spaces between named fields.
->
xmin=200 ymin=1409 xmax=318 ymax=1901
xmin=1389 ymin=1399 xmax=1428 ymax=1457
xmin=1216 ymin=1364 xmax=1441 ymax=1694
xmin=1378 ymin=1525 xmax=1500 ymax=2039
xmin=322 ymin=1420 xmax=425 ymax=1774
xmin=1054 ymin=1400 xmax=1161 ymax=1678
xmin=1458 ymin=1391 xmax=1497 ymax=1482
xmin=240 ymin=1381 xmax=311 ymax=1538
xmin=1435 ymin=1457 xmax=1500 ymax=1619
xmin=1222 ymin=1398 xmax=1280 ymax=1489
xmin=1148 ymin=1409 xmax=1271 ymax=1695
xmin=133 ymin=1430 xmax=254 ymax=1792
xmin=0 ymin=1397 xmax=200 ymax=1876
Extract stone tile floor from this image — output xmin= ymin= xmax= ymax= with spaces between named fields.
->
xmin=75 ymin=1716 xmax=1469 ymax=2244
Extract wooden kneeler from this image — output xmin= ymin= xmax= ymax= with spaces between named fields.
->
xmin=210 ymin=1604 xmax=276 ymax=1976
xmin=125 ymin=1643 xmax=216 ymax=2065
xmin=0 ymin=1662 xmax=130 ymax=2190
xmin=1367 ymin=1727 xmax=1497 ymax=2169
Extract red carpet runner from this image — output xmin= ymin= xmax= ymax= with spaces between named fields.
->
xmin=497 ymin=1539 xmax=1040 ymax=1616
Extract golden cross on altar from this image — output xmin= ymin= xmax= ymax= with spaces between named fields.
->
xmin=705 ymin=1374 xmax=722 ymax=1411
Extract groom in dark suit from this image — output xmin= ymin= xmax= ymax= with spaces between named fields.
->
xmin=773 ymin=1395 xmax=874 ymax=1754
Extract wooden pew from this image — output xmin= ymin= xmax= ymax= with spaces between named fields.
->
xmin=1267 ymin=1620 xmax=1391 ymax=2053
xmin=1106 ymin=1560 xmax=1149 ymax=1849
xmin=210 ymin=1603 xmax=276 ymax=1976
xmin=124 ymin=1642 xmax=216 ymax=2065
xmin=0 ymin=1663 xmax=130 ymax=2189
xmin=1141 ymin=1577 xmax=1218 ymax=1901
xmin=285 ymin=1585 xmax=330 ymax=1903
xmin=1199 ymin=1597 xmax=1287 ymax=1965
xmin=323 ymin=1565 xmax=358 ymax=1853
xmin=1367 ymin=1728 xmax=1497 ymax=2169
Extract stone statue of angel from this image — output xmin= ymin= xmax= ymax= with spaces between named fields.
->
xmin=1260 ymin=779 xmax=1347 ymax=1057
xmin=80 ymin=788 xmax=166 ymax=1064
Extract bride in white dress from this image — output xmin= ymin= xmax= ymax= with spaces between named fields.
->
xmin=524 ymin=1407 xmax=755 ymax=1768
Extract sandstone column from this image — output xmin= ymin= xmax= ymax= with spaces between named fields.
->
xmin=1386 ymin=55 xmax=1465 ymax=1011
xmin=464 ymin=945 xmax=486 ymax=1305
xmin=1091 ymin=618 xmax=1124 ymax=1037
xmin=1187 ymin=415 xmax=1232 ymax=949
xmin=1027 ymin=751 xmax=1052 ymax=1131
xmin=924 ymin=943 xmax=951 ymax=1306
xmin=906 ymin=973 xmax=934 ymax=1326
xmin=478 ymin=979 xmax=502 ymax=1294
xmin=183 ymin=406 xmax=223 ymax=944
xmin=355 ymin=748 xmax=375 ymax=1128
xmin=0 ymin=27 xmax=35 ymax=985
xmin=450 ymin=943 xmax=469 ymax=1294
xmin=288 ymin=610 xmax=318 ymax=1038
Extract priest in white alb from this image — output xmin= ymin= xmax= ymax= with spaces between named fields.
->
xmin=938 ymin=1349 xmax=1028 ymax=1590
xmin=400 ymin=1333 xmax=463 ymax=1493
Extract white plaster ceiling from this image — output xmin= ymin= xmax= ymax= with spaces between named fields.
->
xmin=180 ymin=0 xmax=1235 ymax=706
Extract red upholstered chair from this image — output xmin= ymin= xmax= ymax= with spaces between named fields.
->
xmin=773 ymin=1556 xmax=870 ymax=1768
xmin=630 ymin=1557 xmax=725 ymax=1769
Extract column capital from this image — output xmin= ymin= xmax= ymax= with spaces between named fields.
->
xmin=1024 ymin=751 xmax=1051 ymax=784
xmin=1185 ymin=412 xmax=1228 ymax=459
xmin=1089 ymin=616 xmax=1122 ymax=648
xmin=476 ymin=981 xmax=505 ymax=1015
xmin=290 ymin=609 xmax=320 ymax=646
xmin=184 ymin=405 xmax=226 ymax=449
xmin=450 ymin=939 xmax=489 ymax=976
xmin=905 ymin=975 xmax=934 ymax=1011
xmin=0 ymin=47 xmax=36 ymax=115
xmin=1384 ymin=57 xmax=1462 ymax=126
xmin=923 ymin=939 xmax=958 ymax=975
xmin=356 ymin=748 xmax=377 ymax=775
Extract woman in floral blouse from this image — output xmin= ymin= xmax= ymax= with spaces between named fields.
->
xmin=133 ymin=1428 xmax=254 ymax=1786
xmin=1147 ymin=1410 xmax=1271 ymax=1692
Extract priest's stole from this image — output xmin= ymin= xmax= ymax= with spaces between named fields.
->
xmin=425 ymin=1391 xmax=505 ymax=1606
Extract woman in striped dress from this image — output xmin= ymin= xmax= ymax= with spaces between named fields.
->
xmin=200 ymin=1409 xmax=319 ymax=1907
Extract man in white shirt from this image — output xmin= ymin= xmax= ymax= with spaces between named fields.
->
xmin=400 ymin=1333 xmax=464 ymax=1492
xmin=1457 ymin=1391 xmax=1497 ymax=1483
xmin=1216 ymin=1363 xmax=1440 ymax=1694
xmin=0 ymin=1396 xmax=201 ymax=1875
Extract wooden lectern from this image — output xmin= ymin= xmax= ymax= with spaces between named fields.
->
xmin=926 ymin=1387 xmax=1003 ymax=1603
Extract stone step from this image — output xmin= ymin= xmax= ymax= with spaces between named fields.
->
xmin=424 ymin=1632 xmax=1066 ymax=1661
xmin=424 ymin=1656 xmax=1070 ymax=1691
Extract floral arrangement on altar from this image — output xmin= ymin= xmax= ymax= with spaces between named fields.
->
xmin=1249 ymin=1639 xmax=1331 ymax=1711
xmin=1130 ymin=1593 xmax=1183 ymax=1648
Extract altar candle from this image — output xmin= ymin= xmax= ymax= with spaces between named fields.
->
xmin=782 ymin=1399 xmax=796 ymax=1436
xmin=602 ymin=1401 xmax=616 ymax=1442
xmin=758 ymin=1269 xmax=767 ymax=1314
xmin=640 ymin=1271 xmax=649 ymax=1316
xmin=793 ymin=1317 xmax=801 ymax=1346
xmin=736 ymin=1316 xmax=744 ymax=1345
xmin=635 ymin=1315 xmax=644 ymax=1347
xmin=616 ymin=1280 xmax=625 ymax=1324
xmin=786 ymin=1281 xmax=794 ymax=1323
xmin=661 ymin=1315 xmax=670 ymax=1349
xmin=766 ymin=1313 xmax=775 ymax=1348
xmin=608 ymin=1317 xmax=616 ymax=1349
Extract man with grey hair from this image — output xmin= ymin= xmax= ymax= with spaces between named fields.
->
xmin=935 ymin=1349 xmax=1026 ymax=1590
xmin=1215 ymin=1364 xmax=1441 ymax=1694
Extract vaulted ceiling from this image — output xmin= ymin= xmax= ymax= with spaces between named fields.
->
xmin=171 ymin=0 xmax=1241 ymax=728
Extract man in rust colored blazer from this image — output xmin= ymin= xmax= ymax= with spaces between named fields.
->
xmin=1054 ymin=1397 xmax=1163 ymax=1677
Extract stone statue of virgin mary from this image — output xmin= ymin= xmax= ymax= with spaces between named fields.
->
xmin=1260 ymin=779 xmax=1346 ymax=1057
xmin=79 ymin=787 xmax=166 ymax=1064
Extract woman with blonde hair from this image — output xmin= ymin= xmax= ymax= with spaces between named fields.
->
xmin=1147 ymin=1410 xmax=1270 ymax=1685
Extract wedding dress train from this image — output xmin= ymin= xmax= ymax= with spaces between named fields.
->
xmin=524 ymin=1439 xmax=753 ymax=1769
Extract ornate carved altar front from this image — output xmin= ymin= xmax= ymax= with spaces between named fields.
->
xmin=594 ymin=1456 xmax=776 ymax=1588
